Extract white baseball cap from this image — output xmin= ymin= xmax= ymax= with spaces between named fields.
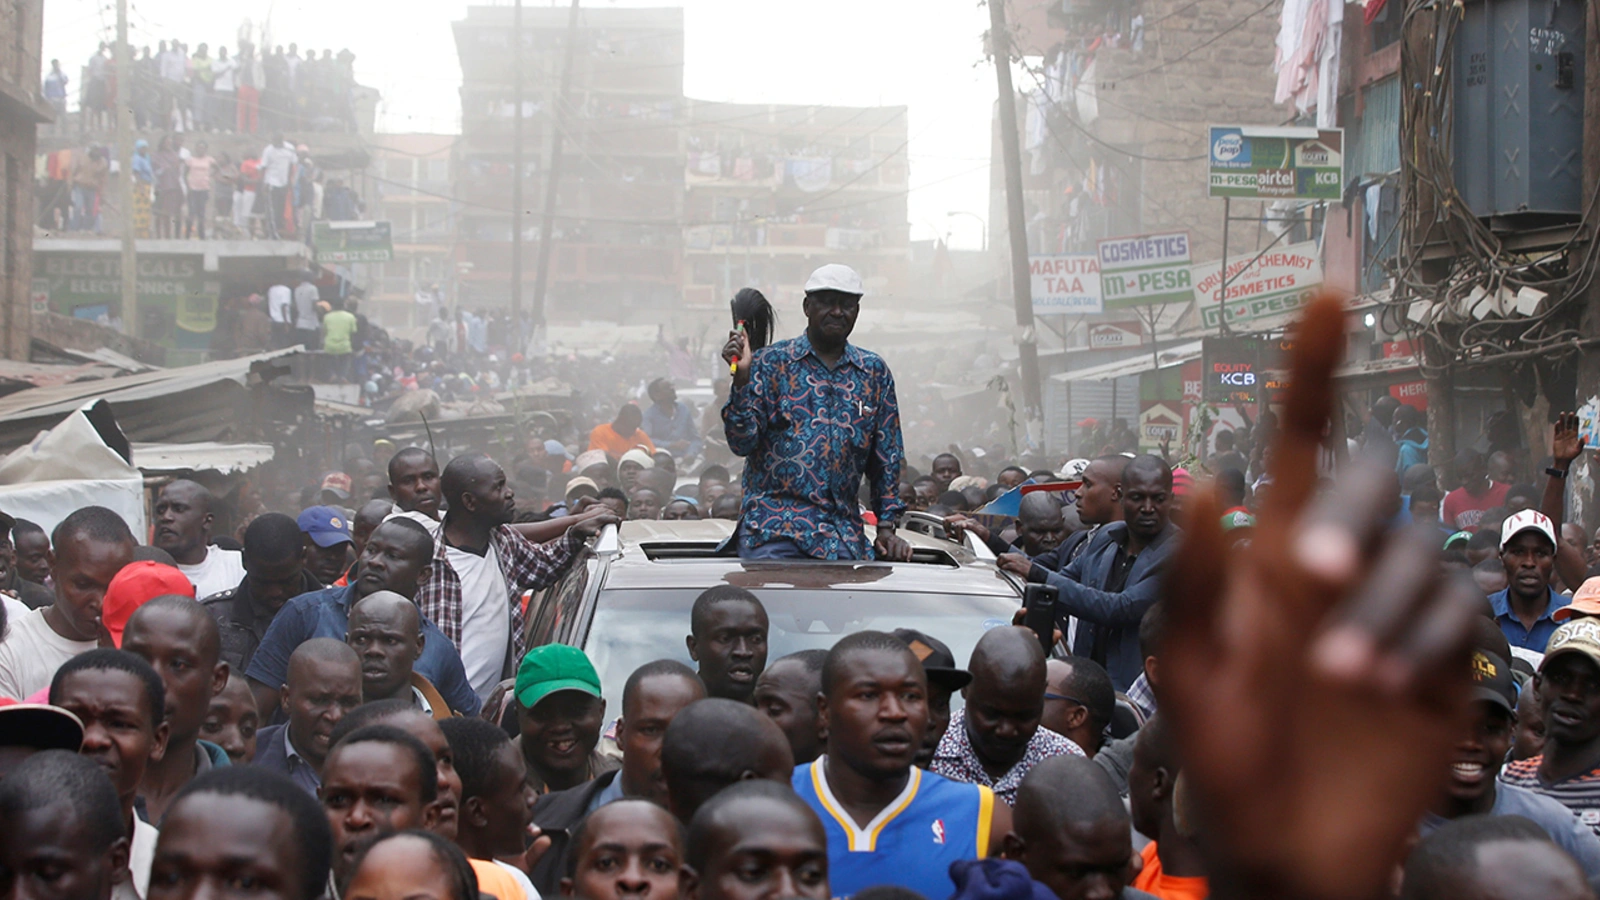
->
xmin=804 ymin=263 xmax=865 ymax=296
xmin=1059 ymin=458 xmax=1091 ymax=481
xmin=1500 ymin=509 xmax=1557 ymax=551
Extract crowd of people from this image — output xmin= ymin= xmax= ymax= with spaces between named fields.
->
xmin=1 ymin=278 xmax=1598 ymax=900
xmin=39 ymin=132 xmax=364 ymax=240
xmin=59 ymin=37 xmax=361 ymax=136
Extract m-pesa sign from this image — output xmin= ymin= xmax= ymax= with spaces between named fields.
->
xmin=1191 ymin=240 xmax=1323 ymax=330
xmin=1096 ymin=232 xmax=1193 ymax=309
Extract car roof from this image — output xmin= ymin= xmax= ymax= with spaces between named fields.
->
xmin=598 ymin=519 xmax=1022 ymax=596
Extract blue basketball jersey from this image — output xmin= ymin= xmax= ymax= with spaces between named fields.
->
xmin=792 ymin=758 xmax=994 ymax=900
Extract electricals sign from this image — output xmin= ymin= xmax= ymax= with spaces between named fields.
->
xmin=1203 ymin=336 xmax=1263 ymax=404
xmin=1029 ymin=255 xmax=1103 ymax=314
xmin=1096 ymin=232 xmax=1193 ymax=309
xmin=1208 ymin=126 xmax=1344 ymax=200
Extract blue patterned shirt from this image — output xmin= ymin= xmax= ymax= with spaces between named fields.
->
xmin=723 ymin=333 xmax=906 ymax=559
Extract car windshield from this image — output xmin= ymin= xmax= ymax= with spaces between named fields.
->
xmin=583 ymin=587 xmax=1018 ymax=704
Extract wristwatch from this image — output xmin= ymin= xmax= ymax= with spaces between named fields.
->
xmin=1547 ymin=466 xmax=1569 ymax=479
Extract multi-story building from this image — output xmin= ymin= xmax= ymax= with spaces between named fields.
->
xmin=681 ymin=101 xmax=910 ymax=329
xmin=0 ymin=0 xmax=49 ymax=359
xmin=452 ymin=5 xmax=685 ymax=324
xmin=366 ymin=133 xmax=458 ymax=335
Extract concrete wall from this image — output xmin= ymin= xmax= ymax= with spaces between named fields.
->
xmin=0 ymin=0 xmax=47 ymax=360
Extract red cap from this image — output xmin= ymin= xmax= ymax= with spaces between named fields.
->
xmin=1172 ymin=467 xmax=1194 ymax=498
xmin=102 ymin=561 xmax=195 ymax=647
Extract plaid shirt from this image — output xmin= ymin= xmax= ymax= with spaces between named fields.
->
xmin=1125 ymin=672 xmax=1157 ymax=720
xmin=415 ymin=525 xmax=581 ymax=661
xmin=930 ymin=709 xmax=1085 ymax=805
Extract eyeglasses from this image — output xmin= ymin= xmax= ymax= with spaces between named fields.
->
xmin=1044 ymin=692 xmax=1087 ymax=706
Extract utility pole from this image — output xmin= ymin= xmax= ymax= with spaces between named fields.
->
xmin=530 ymin=0 xmax=581 ymax=344
xmin=1569 ymin=0 xmax=1600 ymax=534
xmin=115 ymin=0 xmax=137 ymax=336
xmin=988 ymin=0 xmax=1045 ymax=446
xmin=509 ymin=0 xmax=525 ymax=341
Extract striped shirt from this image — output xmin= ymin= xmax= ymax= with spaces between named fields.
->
xmin=1500 ymin=755 xmax=1600 ymax=835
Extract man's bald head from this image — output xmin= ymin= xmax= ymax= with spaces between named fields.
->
xmin=288 ymin=637 xmax=360 ymax=677
xmin=125 ymin=594 xmax=222 ymax=663
xmin=969 ymin=626 xmax=1046 ymax=688
xmin=347 ymin=590 xmax=421 ymax=636
xmin=660 ymin=698 xmax=795 ymax=822
xmin=1018 ymin=492 xmax=1062 ymax=524
xmin=161 ymin=479 xmax=214 ymax=514
xmin=1123 ymin=454 xmax=1173 ymax=491
xmin=961 ymin=627 xmax=1048 ymax=774
xmin=1009 ymin=756 xmax=1138 ymax=900
xmin=1015 ymin=754 xmax=1127 ymax=834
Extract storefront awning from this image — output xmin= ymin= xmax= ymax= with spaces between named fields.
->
xmin=1049 ymin=341 xmax=1205 ymax=384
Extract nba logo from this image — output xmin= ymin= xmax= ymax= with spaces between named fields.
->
xmin=931 ymin=819 xmax=946 ymax=845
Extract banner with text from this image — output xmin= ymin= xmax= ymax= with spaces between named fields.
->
xmin=1029 ymin=255 xmax=1103 ymax=314
xmin=1208 ymin=126 xmax=1343 ymax=199
xmin=1192 ymin=240 xmax=1323 ymax=331
xmin=1096 ymin=232 xmax=1193 ymax=310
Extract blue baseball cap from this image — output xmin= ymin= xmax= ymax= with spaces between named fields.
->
xmin=297 ymin=505 xmax=353 ymax=548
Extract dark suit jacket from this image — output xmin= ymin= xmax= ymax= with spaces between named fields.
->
xmin=527 ymin=770 xmax=618 ymax=897
xmin=1032 ymin=521 xmax=1180 ymax=690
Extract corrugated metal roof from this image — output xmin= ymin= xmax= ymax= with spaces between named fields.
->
xmin=132 ymin=442 xmax=276 ymax=475
xmin=0 ymin=348 xmax=300 ymax=424
xmin=1048 ymin=341 xmax=1205 ymax=383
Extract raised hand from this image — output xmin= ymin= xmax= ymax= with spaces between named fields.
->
xmin=1159 ymin=293 xmax=1479 ymax=900
xmin=1553 ymin=410 xmax=1586 ymax=470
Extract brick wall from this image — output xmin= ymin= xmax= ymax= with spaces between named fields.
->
xmin=1093 ymin=0 xmax=1286 ymax=260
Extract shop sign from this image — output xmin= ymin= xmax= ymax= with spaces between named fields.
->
xmin=1192 ymin=241 xmax=1323 ymax=330
xmin=1096 ymin=232 xmax=1193 ymax=309
xmin=1208 ymin=126 xmax=1344 ymax=199
xmin=1088 ymin=322 xmax=1142 ymax=349
xmin=1030 ymin=255 xmax=1103 ymax=314
xmin=313 ymin=221 xmax=393 ymax=263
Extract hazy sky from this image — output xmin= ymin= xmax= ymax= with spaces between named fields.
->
xmin=42 ymin=0 xmax=998 ymax=249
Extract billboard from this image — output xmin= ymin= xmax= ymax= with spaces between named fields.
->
xmin=313 ymin=221 xmax=393 ymax=263
xmin=1088 ymin=322 xmax=1142 ymax=349
xmin=1208 ymin=126 xmax=1344 ymax=200
xmin=1029 ymin=254 xmax=1103 ymax=314
xmin=1096 ymin=232 xmax=1193 ymax=309
xmin=1191 ymin=240 xmax=1324 ymax=331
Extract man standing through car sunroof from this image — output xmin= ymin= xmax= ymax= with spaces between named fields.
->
xmin=720 ymin=264 xmax=911 ymax=562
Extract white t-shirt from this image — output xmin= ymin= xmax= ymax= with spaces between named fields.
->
xmin=446 ymin=543 xmax=511 ymax=700
xmin=383 ymin=508 xmax=443 ymax=538
xmin=493 ymin=860 xmax=542 ymax=900
xmin=0 ymin=607 xmax=96 ymax=699
xmin=176 ymin=546 xmax=246 ymax=600
xmin=112 ymin=817 xmax=159 ymax=900
xmin=1 ymin=594 xmax=30 ymax=640
xmin=267 ymin=284 xmax=292 ymax=324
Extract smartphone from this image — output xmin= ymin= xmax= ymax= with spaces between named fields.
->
xmin=1022 ymin=583 xmax=1058 ymax=656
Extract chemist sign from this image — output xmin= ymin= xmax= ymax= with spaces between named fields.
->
xmin=1191 ymin=240 xmax=1324 ymax=330
xmin=1096 ymin=232 xmax=1193 ymax=310
xmin=1208 ymin=126 xmax=1344 ymax=200
xmin=1029 ymin=255 xmax=1103 ymax=314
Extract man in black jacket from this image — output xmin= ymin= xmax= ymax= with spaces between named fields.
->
xmin=1002 ymin=455 xmax=1179 ymax=689
xmin=202 ymin=513 xmax=322 ymax=671
xmin=526 ymin=660 xmax=704 ymax=897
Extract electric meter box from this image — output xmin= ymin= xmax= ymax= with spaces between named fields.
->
xmin=1452 ymin=0 xmax=1586 ymax=222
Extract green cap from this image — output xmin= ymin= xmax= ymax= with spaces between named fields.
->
xmin=1220 ymin=510 xmax=1256 ymax=531
xmin=1444 ymin=530 xmax=1472 ymax=550
xmin=514 ymin=644 xmax=602 ymax=710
